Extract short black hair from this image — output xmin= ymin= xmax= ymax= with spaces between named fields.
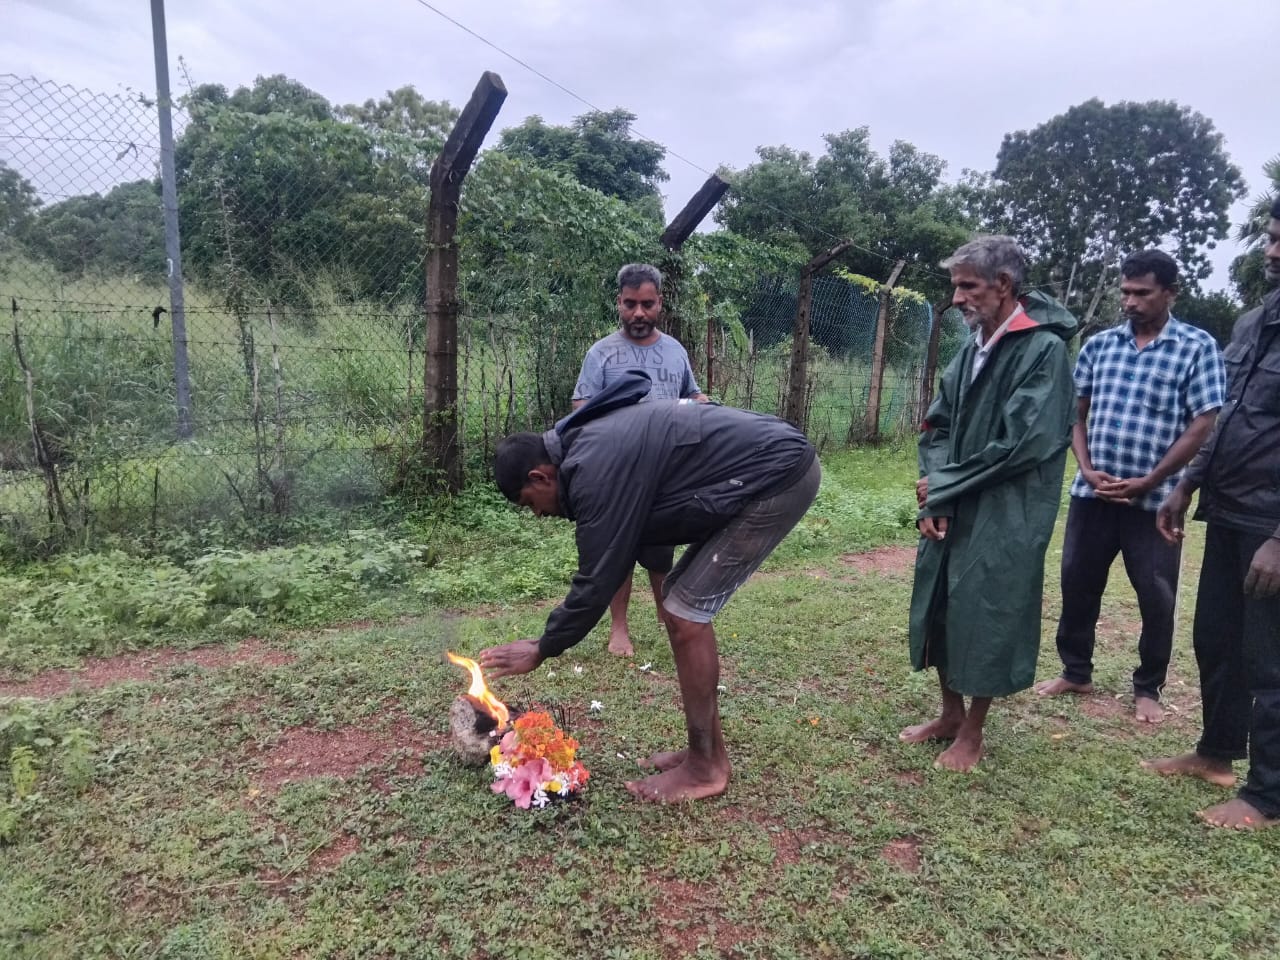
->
xmin=1120 ymin=249 xmax=1178 ymax=290
xmin=1271 ymin=195 xmax=1280 ymax=220
xmin=493 ymin=432 xmax=550 ymax=503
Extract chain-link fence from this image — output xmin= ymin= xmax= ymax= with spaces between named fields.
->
xmin=1 ymin=74 xmax=953 ymax=556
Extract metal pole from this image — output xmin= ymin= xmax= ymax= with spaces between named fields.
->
xmin=150 ymin=0 xmax=194 ymax=439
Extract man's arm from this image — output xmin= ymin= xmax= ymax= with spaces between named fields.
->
xmin=923 ymin=338 xmax=1074 ymax=510
xmin=1096 ymin=410 xmax=1218 ymax=503
xmin=678 ymin=347 xmax=709 ymax=402
xmin=571 ymin=342 xmax=607 ymax=410
xmin=1070 ymin=394 xmax=1119 ymax=493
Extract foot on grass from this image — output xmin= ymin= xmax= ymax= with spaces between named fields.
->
xmin=637 ymin=749 xmax=686 ymax=772
xmin=625 ymin=759 xmax=729 ymax=803
xmin=899 ymin=717 xmax=962 ymax=743
xmin=934 ymin=734 xmax=984 ymax=772
xmin=1033 ymin=677 xmax=1094 ymax=697
xmin=1198 ymin=797 xmax=1279 ymax=830
xmin=607 ymin=628 xmax=634 ymax=657
xmin=1140 ymin=752 xmax=1236 ymax=788
xmin=1134 ymin=696 xmax=1165 ymax=724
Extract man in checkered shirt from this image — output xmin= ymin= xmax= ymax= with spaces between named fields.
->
xmin=1035 ymin=250 xmax=1225 ymax=723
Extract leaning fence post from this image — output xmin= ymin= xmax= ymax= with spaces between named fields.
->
xmin=917 ymin=298 xmax=948 ymax=424
xmin=424 ymin=71 xmax=507 ymax=494
xmin=150 ymin=0 xmax=194 ymax=440
xmin=863 ymin=259 xmax=906 ymax=441
xmin=659 ymin=174 xmax=729 ymax=355
xmin=782 ymin=239 xmax=853 ymax=430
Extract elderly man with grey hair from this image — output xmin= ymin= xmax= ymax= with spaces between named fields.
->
xmin=902 ymin=236 xmax=1077 ymax=771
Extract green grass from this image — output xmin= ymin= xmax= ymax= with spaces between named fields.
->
xmin=2 ymin=448 xmax=1278 ymax=959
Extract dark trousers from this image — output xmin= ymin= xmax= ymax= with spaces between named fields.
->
xmin=1193 ymin=523 xmax=1280 ymax=818
xmin=1054 ymin=497 xmax=1182 ymax=700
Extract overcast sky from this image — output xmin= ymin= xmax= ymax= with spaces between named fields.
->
xmin=5 ymin=0 xmax=1277 ymax=291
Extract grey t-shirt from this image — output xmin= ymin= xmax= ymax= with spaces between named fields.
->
xmin=572 ymin=331 xmax=701 ymax=402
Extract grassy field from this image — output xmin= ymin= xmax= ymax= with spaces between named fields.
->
xmin=1 ymin=446 xmax=1278 ymax=959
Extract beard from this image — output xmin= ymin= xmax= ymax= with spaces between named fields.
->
xmin=960 ymin=307 xmax=984 ymax=330
xmin=626 ymin=320 xmax=655 ymax=338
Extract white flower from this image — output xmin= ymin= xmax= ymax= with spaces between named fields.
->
xmin=717 ymin=684 xmax=727 ymax=693
xmin=639 ymin=662 xmax=653 ymax=672
xmin=589 ymin=700 xmax=604 ymax=713
xmin=573 ymin=665 xmax=584 ymax=675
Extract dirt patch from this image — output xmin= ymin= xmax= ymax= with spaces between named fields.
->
xmin=893 ymin=770 xmax=925 ymax=787
xmin=309 ymin=832 xmax=361 ymax=872
xmin=251 ymin=713 xmax=443 ymax=791
xmin=1079 ymin=696 xmax=1127 ymax=719
xmin=879 ymin=835 xmax=923 ymax=874
xmin=838 ymin=545 xmax=916 ymax=578
xmin=650 ymin=876 xmax=761 ymax=958
xmin=0 ymin=638 xmax=296 ymax=700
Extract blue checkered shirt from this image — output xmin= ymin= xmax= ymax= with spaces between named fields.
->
xmin=1070 ymin=316 xmax=1225 ymax=511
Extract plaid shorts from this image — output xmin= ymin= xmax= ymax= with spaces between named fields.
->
xmin=663 ymin=457 xmax=821 ymax=623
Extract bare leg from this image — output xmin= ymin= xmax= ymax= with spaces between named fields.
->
xmin=608 ymin=573 xmax=634 ymax=657
xmin=1134 ymin=696 xmax=1165 ymax=724
xmin=648 ymin=570 xmax=668 ymax=630
xmin=936 ymin=696 xmax=990 ymax=772
xmin=1198 ymin=797 xmax=1279 ymax=830
xmin=900 ymin=671 xmax=965 ymax=743
xmin=1034 ymin=677 xmax=1095 ymax=696
xmin=1140 ymin=751 xmax=1236 ymax=787
xmin=626 ymin=615 xmax=730 ymax=802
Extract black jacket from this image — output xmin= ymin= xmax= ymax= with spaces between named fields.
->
xmin=1186 ymin=289 xmax=1280 ymax=536
xmin=537 ymin=372 xmax=815 ymax=658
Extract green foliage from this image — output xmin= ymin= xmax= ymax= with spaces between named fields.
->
xmin=19 ymin=180 xmax=166 ymax=278
xmin=715 ymin=129 xmax=973 ymax=302
xmin=176 ymin=76 xmax=438 ymax=307
xmin=991 ymin=98 xmax=1247 ymax=324
xmin=0 ymin=531 xmax=428 ymax=668
xmin=1176 ymin=290 xmax=1241 ymax=347
xmin=497 ymin=109 xmax=668 ymax=217
xmin=0 ymin=161 xmax=40 ymax=242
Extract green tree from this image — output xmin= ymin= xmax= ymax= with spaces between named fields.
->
xmin=715 ymin=128 xmax=973 ymax=302
xmin=1176 ymin=289 xmax=1241 ymax=347
xmin=338 ymin=86 xmax=457 ymax=146
xmin=991 ymin=98 xmax=1246 ymax=333
xmin=0 ymin=162 xmax=40 ymax=242
xmin=175 ymin=75 xmax=432 ymax=307
xmin=496 ymin=109 xmax=668 ymax=219
xmin=21 ymin=180 xmax=165 ymax=277
xmin=1230 ymin=155 xmax=1280 ymax=308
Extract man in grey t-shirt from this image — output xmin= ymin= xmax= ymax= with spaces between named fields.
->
xmin=572 ymin=263 xmax=708 ymax=656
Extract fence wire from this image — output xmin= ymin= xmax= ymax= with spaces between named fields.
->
xmin=1 ymin=74 xmax=951 ymax=555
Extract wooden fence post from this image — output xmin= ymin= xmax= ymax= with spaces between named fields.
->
xmin=863 ymin=259 xmax=906 ymax=441
xmin=782 ymin=239 xmax=853 ymax=430
xmin=917 ymin=297 xmax=951 ymax=425
xmin=424 ymin=71 xmax=506 ymax=494
xmin=659 ymin=174 xmax=729 ymax=353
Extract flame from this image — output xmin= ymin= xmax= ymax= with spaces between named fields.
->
xmin=446 ymin=651 xmax=510 ymax=728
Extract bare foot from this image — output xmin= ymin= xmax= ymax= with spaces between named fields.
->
xmin=607 ymin=628 xmax=634 ymax=657
xmin=1198 ymin=797 xmax=1279 ymax=830
xmin=1034 ymin=677 xmax=1094 ymax=696
xmin=638 ymin=749 xmax=686 ymax=772
xmin=934 ymin=734 xmax=983 ymax=772
xmin=625 ymin=759 xmax=729 ymax=803
xmin=1140 ymin=752 xmax=1236 ymax=788
xmin=1134 ymin=696 xmax=1164 ymax=724
xmin=899 ymin=717 xmax=962 ymax=743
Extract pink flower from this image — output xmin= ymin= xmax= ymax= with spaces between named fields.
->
xmin=493 ymin=758 xmax=553 ymax=809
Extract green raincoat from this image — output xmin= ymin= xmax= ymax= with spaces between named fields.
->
xmin=909 ymin=292 xmax=1077 ymax=697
